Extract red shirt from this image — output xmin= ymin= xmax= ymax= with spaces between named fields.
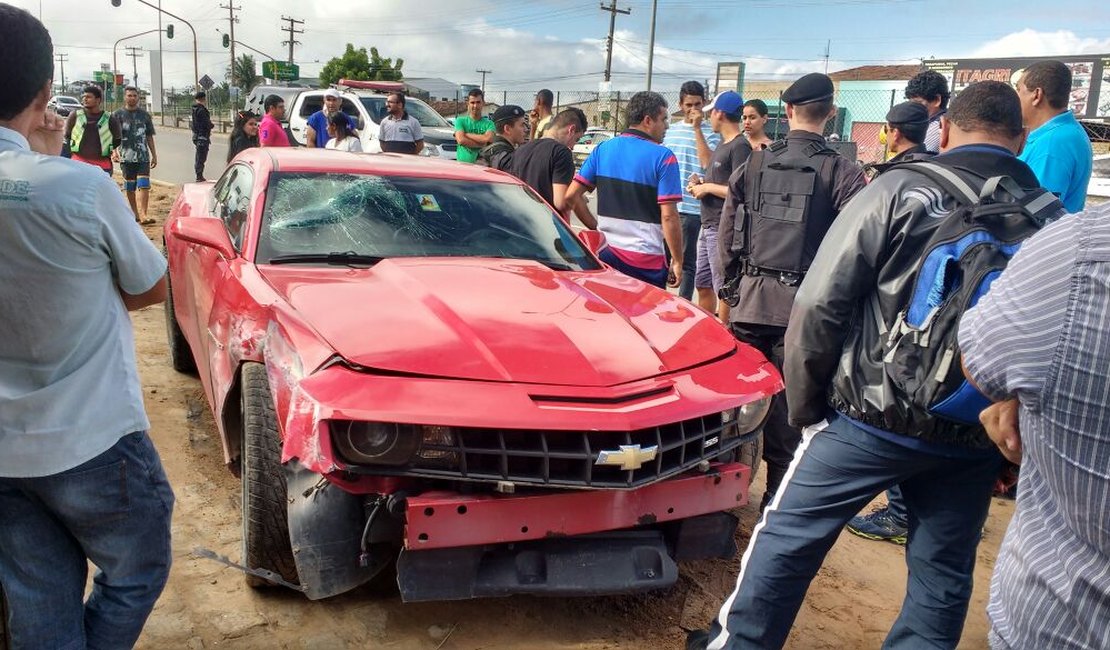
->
xmin=259 ymin=114 xmax=290 ymax=147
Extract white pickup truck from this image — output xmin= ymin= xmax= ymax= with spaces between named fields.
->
xmin=286 ymin=80 xmax=458 ymax=160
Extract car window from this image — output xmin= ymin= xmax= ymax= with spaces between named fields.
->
xmin=256 ymin=172 xmax=601 ymax=272
xmin=211 ymin=165 xmax=253 ymax=251
xmin=299 ymin=96 xmax=323 ymax=118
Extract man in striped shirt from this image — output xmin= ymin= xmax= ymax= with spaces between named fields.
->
xmin=663 ymin=80 xmax=720 ymax=300
xmin=960 ymin=202 xmax=1110 ymax=650
xmin=566 ymin=91 xmax=683 ymax=288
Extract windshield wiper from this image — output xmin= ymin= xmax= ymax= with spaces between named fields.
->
xmin=266 ymin=252 xmax=385 ymax=267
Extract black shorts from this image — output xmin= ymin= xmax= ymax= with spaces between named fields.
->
xmin=120 ymin=161 xmax=151 ymax=180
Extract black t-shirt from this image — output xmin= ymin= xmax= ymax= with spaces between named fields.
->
xmin=507 ymin=138 xmax=576 ymax=207
xmin=700 ymin=135 xmax=753 ymax=227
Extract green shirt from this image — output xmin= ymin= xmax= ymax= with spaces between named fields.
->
xmin=454 ymin=114 xmax=495 ymax=163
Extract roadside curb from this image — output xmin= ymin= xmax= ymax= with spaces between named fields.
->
xmin=151 ymin=178 xmax=180 ymax=189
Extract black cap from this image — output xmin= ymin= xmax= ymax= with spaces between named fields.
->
xmin=492 ymin=104 xmax=526 ymax=124
xmin=885 ymin=101 xmax=929 ymax=127
xmin=781 ymin=73 xmax=834 ymax=105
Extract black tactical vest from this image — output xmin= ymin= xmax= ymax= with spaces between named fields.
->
xmin=741 ymin=138 xmax=839 ymax=277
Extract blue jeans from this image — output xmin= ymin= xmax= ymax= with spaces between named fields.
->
xmin=0 ymin=432 xmax=174 ymax=650
xmin=705 ymin=413 xmax=1001 ymax=650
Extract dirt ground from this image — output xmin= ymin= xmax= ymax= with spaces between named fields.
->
xmin=129 ymin=184 xmax=1014 ymax=650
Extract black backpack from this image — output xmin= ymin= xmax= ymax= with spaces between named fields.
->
xmin=879 ymin=161 xmax=1064 ymax=425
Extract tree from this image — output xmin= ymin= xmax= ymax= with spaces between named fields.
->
xmin=228 ymin=54 xmax=259 ymax=90
xmin=319 ymin=44 xmax=403 ymax=86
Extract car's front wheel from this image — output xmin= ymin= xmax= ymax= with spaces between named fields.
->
xmin=240 ymin=362 xmax=299 ymax=588
xmin=736 ymin=431 xmax=763 ymax=488
xmin=164 ymin=269 xmax=196 ymax=374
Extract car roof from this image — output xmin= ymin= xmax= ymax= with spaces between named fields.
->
xmin=242 ymin=148 xmax=524 ymax=184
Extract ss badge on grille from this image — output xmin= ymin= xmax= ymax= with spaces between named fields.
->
xmin=595 ymin=444 xmax=658 ymax=471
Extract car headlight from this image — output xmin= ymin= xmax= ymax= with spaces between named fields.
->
xmin=332 ymin=421 xmax=419 ymax=466
xmin=722 ymin=397 xmax=773 ymax=439
xmin=421 ymin=143 xmax=441 ymax=157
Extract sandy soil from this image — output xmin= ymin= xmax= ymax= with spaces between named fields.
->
xmin=129 ymin=185 xmax=1013 ymax=649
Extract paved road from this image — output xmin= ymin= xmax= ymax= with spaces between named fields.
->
xmin=151 ymin=126 xmax=228 ymax=185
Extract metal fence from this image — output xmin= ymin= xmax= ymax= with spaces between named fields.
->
xmin=427 ymin=88 xmax=905 ymax=165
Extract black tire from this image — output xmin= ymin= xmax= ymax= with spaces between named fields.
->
xmin=164 ymin=271 xmax=196 ymax=374
xmin=240 ymin=362 xmax=299 ymax=588
xmin=735 ymin=429 xmax=764 ymax=488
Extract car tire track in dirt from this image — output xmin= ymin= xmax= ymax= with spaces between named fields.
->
xmin=128 ymin=186 xmax=1009 ymax=649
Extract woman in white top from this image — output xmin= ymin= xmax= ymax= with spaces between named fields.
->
xmin=325 ymin=111 xmax=363 ymax=152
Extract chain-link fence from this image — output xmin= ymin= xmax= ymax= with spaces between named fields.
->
xmin=425 ymin=87 xmax=905 ymax=166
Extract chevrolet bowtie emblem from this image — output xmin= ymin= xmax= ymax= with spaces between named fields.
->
xmin=595 ymin=444 xmax=658 ymax=471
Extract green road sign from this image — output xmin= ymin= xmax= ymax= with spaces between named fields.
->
xmin=94 ymin=70 xmax=113 ymax=83
xmin=262 ymin=61 xmax=300 ymax=81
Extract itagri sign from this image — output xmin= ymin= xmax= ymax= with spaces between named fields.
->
xmin=924 ymin=54 xmax=1110 ymax=118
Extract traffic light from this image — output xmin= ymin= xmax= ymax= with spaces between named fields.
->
xmin=166 ymin=24 xmax=174 ymax=39
xmin=222 ymin=33 xmax=230 ymax=48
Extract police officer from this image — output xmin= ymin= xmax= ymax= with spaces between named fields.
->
xmin=883 ymin=101 xmax=931 ymax=164
xmin=718 ymin=72 xmax=866 ymax=510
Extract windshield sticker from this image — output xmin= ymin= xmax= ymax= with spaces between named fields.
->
xmin=415 ymin=194 xmax=442 ymax=212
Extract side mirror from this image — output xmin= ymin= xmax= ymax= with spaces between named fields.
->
xmin=172 ymin=217 xmax=236 ymax=260
xmin=356 ymin=114 xmax=366 ymax=131
xmin=577 ymin=229 xmax=607 ymax=255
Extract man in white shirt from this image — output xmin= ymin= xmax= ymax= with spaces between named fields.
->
xmin=0 ymin=5 xmax=174 ymax=648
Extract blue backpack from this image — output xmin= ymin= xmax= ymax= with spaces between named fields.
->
xmin=880 ymin=161 xmax=1064 ymax=425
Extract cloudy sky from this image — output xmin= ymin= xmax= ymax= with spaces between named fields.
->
xmin=13 ymin=0 xmax=1110 ymax=92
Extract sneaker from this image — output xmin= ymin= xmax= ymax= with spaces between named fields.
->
xmin=846 ymin=506 xmax=908 ymax=545
xmin=685 ymin=629 xmax=710 ymax=650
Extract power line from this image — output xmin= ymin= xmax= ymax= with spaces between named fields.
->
xmin=280 ymin=15 xmax=304 ymax=65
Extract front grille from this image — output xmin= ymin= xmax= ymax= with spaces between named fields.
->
xmin=345 ymin=413 xmax=754 ymax=489
xmin=439 ymin=143 xmax=457 ymax=152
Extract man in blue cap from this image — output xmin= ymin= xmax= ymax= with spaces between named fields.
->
xmin=717 ymin=72 xmax=866 ymax=512
xmin=688 ymin=90 xmax=751 ymax=319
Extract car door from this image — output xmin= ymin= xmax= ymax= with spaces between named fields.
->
xmin=289 ymin=91 xmax=319 ymax=146
xmin=187 ymin=163 xmax=254 ymax=405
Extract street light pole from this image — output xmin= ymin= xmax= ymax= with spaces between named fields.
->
xmin=114 ymin=29 xmax=161 ymax=80
xmin=118 ymin=0 xmax=199 ymax=89
xmin=645 ymin=0 xmax=658 ymax=91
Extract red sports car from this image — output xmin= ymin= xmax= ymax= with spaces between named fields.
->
xmin=164 ymin=148 xmax=782 ymax=601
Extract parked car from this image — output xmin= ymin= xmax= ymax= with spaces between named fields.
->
xmin=287 ymin=80 xmax=459 ymax=160
xmin=1089 ymin=153 xmax=1110 ymax=199
xmin=48 ymin=95 xmax=80 ymax=117
xmin=163 ymin=148 xmax=782 ymax=602
xmin=572 ymin=127 xmax=613 ymax=166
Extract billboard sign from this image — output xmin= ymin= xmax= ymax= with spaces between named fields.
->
xmin=924 ymin=54 xmax=1110 ymax=118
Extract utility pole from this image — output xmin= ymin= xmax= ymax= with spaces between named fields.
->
xmin=823 ymin=39 xmax=831 ymax=74
xmin=476 ymin=69 xmax=491 ymax=92
xmin=221 ymin=3 xmax=240 ymax=85
xmin=125 ymin=46 xmax=144 ymax=87
xmin=645 ymin=0 xmax=658 ymax=91
xmin=281 ymin=15 xmax=304 ymax=65
xmin=599 ymin=1 xmax=630 ymax=83
xmin=55 ymin=53 xmax=68 ymax=93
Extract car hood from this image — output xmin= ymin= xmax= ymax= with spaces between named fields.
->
xmin=421 ymin=126 xmax=457 ymax=145
xmin=257 ymin=258 xmax=735 ymax=386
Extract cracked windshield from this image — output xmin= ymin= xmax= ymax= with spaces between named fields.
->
xmin=258 ymin=172 xmax=600 ymax=271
